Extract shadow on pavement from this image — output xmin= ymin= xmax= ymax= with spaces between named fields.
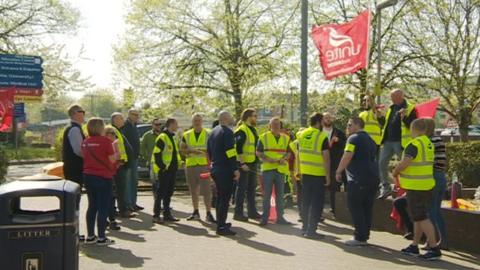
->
xmin=107 ymin=229 xmax=146 ymax=243
xmin=163 ymin=222 xmax=218 ymax=238
xmin=118 ymin=212 xmax=157 ymax=232
xmin=81 ymin=245 xmax=150 ymax=268
xmin=231 ymin=226 xmax=296 ymax=257
xmin=322 ymin=237 xmax=478 ymax=270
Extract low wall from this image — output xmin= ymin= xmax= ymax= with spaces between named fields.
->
xmin=334 ymin=192 xmax=479 ymax=254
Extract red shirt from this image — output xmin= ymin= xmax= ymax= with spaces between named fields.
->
xmin=81 ymin=136 xmax=115 ymax=179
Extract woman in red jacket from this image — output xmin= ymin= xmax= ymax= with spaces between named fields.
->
xmin=81 ymin=118 xmax=117 ymax=245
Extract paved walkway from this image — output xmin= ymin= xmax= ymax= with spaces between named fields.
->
xmin=79 ymin=192 xmax=480 ymax=270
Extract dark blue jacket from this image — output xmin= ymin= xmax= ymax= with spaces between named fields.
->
xmin=207 ymin=125 xmax=238 ymax=173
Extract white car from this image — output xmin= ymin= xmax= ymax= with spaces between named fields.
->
xmin=440 ymin=126 xmax=480 ymax=136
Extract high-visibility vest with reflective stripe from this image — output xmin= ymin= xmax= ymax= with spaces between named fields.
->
xmin=183 ymin=128 xmax=209 ymax=167
xmin=399 ymin=135 xmax=435 ymax=191
xmin=107 ymin=125 xmax=128 ymax=162
xmin=151 ymin=132 xmax=180 ymax=173
xmin=359 ymin=110 xmax=382 ymax=145
xmin=381 ymin=102 xmax=415 ymax=148
xmin=235 ymin=123 xmax=258 ymax=163
xmin=259 ymin=131 xmax=289 ymax=174
xmin=298 ymin=127 xmax=328 ymax=177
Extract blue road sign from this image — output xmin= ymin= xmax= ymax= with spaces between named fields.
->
xmin=14 ymin=103 xmax=25 ymax=117
xmin=0 ymin=54 xmax=43 ymax=89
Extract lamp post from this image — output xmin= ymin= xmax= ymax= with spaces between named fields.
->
xmin=300 ymin=0 xmax=308 ymax=126
xmin=290 ymin=86 xmax=298 ymax=123
xmin=375 ymin=0 xmax=398 ymax=104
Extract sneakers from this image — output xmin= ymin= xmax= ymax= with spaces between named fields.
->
xmin=97 ymin=237 xmax=115 ymax=246
xmin=401 ymin=244 xmax=420 ymax=256
xmin=345 ymin=239 xmax=368 ymax=247
xmin=79 ymin=235 xmax=86 ymax=242
xmin=304 ymin=232 xmax=325 ymax=240
xmin=85 ymin=236 xmax=97 ymax=245
xmin=163 ymin=213 xmax=180 ymax=222
xmin=206 ymin=212 xmax=216 ymax=223
xmin=186 ymin=211 xmax=200 ymax=221
xmin=419 ymin=248 xmax=442 ymax=261
xmin=134 ymin=205 xmax=144 ymax=211
xmin=216 ymin=227 xmax=236 ymax=236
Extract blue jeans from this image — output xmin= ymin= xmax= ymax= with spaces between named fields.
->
xmin=84 ymin=174 xmax=113 ymax=239
xmin=429 ymin=170 xmax=447 ymax=245
xmin=126 ymin=158 xmax=139 ymax=208
xmin=379 ymin=141 xmax=403 ymax=190
xmin=261 ymin=170 xmax=285 ymax=222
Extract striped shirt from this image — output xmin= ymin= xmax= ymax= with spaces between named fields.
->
xmin=431 ymin=136 xmax=446 ymax=171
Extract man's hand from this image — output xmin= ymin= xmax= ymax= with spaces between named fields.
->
xmin=325 ymin=175 xmax=331 ymax=187
xmin=392 ymin=169 xmax=400 ymax=178
xmin=398 ymin=108 xmax=407 ymax=118
xmin=335 ymin=172 xmax=343 ymax=183
xmin=278 ymin=158 xmax=287 ymax=164
xmin=233 ymin=170 xmax=240 ymax=181
xmin=241 ymin=164 xmax=250 ymax=171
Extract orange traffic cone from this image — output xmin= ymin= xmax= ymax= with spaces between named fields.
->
xmin=268 ymin=186 xmax=277 ymax=223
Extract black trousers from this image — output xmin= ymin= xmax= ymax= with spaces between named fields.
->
xmin=347 ymin=182 xmax=377 ymax=242
xmin=212 ymin=169 xmax=234 ymax=229
xmin=393 ymin=196 xmax=413 ymax=233
xmin=234 ymin=162 xmax=258 ymax=216
xmin=153 ymin=167 xmax=177 ymax=217
xmin=301 ymin=175 xmax=325 ymax=234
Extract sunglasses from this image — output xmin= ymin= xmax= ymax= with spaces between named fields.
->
xmin=76 ymin=110 xmax=85 ymax=114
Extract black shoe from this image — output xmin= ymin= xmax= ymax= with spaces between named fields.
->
xmin=304 ymin=232 xmax=325 ymax=240
xmin=79 ymin=235 xmax=86 ymax=242
xmin=152 ymin=216 xmax=164 ymax=224
xmin=248 ymin=213 xmax=262 ymax=219
xmin=233 ymin=215 xmax=248 ymax=222
xmin=259 ymin=219 xmax=268 ymax=226
xmin=225 ymin=222 xmax=232 ymax=229
xmin=119 ymin=211 xmax=136 ymax=218
xmin=276 ymin=218 xmax=292 ymax=225
xmin=401 ymin=244 xmax=420 ymax=256
xmin=186 ymin=211 xmax=200 ymax=221
xmin=318 ymin=217 xmax=325 ymax=223
xmin=206 ymin=212 xmax=216 ymax=223
xmin=134 ymin=205 xmax=144 ymax=211
xmin=108 ymin=221 xmax=121 ymax=231
xmin=403 ymin=232 xmax=414 ymax=241
xmin=419 ymin=248 xmax=442 ymax=261
xmin=97 ymin=237 xmax=115 ymax=246
xmin=164 ymin=214 xmax=180 ymax=222
xmin=216 ymin=228 xmax=236 ymax=236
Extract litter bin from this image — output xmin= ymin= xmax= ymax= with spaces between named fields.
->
xmin=0 ymin=180 xmax=80 ymax=270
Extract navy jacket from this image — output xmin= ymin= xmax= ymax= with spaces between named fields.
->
xmin=207 ymin=125 xmax=238 ymax=173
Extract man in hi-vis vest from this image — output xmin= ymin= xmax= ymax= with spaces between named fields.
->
xmin=180 ymin=113 xmax=216 ymax=223
xmin=152 ymin=118 xmax=181 ymax=224
xmin=359 ymin=95 xmax=382 ymax=149
xmin=256 ymin=117 xmax=292 ymax=226
xmin=297 ymin=113 xmax=331 ymax=239
xmin=378 ymin=89 xmax=417 ymax=199
xmin=234 ymin=108 xmax=261 ymax=221
xmin=393 ymin=119 xmax=441 ymax=260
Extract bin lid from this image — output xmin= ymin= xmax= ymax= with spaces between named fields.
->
xmin=19 ymin=173 xmax=63 ymax=181
xmin=0 ymin=180 xmax=78 ymax=196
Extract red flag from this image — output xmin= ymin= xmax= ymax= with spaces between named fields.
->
xmin=311 ymin=10 xmax=371 ymax=80
xmin=415 ymin=98 xmax=440 ymax=118
xmin=0 ymin=89 xmax=15 ymax=132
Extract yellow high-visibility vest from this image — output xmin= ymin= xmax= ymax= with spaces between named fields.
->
xmin=381 ymin=102 xmax=415 ymax=148
xmin=399 ymin=135 xmax=435 ymax=191
xmin=151 ymin=132 xmax=181 ymax=173
xmin=183 ymin=128 xmax=209 ymax=167
xmin=359 ymin=109 xmax=382 ymax=145
xmin=297 ymin=127 xmax=328 ymax=177
xmin=235 ymin=123 xmax=258 ymax=163
xmin=107 ymin=125 xmax=127 ymax=162
xmin=259 ymin=131 xmax=290 ymax=174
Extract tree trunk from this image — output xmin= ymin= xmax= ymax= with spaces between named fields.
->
xmin=232 ymin=89 xmax=243 ymax=121
xmin=458 ymin=108 xmax=472 ymax=142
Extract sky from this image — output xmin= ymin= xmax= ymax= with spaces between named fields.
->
xmin=65 ymin=0 xmax=128 ymax=92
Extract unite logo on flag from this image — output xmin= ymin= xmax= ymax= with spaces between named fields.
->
xmin=311 ymin=10 xmax=371 ymax=80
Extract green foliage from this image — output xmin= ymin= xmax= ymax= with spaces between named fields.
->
xmin=80 ymin=90 xmax=122 ymax=118
xmin=0 ymin=147 xmax=8 ymax=184
xmin=54 ymin=128 xmax=65 ymax=161
xmin=4 ymin=147 xmax=55 ymax=161
xmin=446 ymin=142 xmax=480 ymax=188
xmin=309 ymin=89 xmax=359 ymax=131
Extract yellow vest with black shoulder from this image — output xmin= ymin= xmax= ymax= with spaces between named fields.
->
xmin=259 ymin=131 xmax=290 ymax=174
xmin=381 ymin=102 xmax=415 ymax=148
xmin=107 ymin=125 xmax=128 ymax=162
xmin=151 ymin=132 xmax=181 ymax=173
xmin=183 ymin=128 xmax=209 ymax=167
xmin=235 ymin=123 xmax=258 ymax=163
xmin=399 ymin=135 xmax=435 ymax=191
xmin=297 ymin=127 xmax=328 ymax=177
xmin=359 ymin=109 xmax=382 ymax=145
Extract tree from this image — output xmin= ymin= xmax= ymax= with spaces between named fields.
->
xmin=115 ymin=0 xmax=300 ymax=118
xmin=80 ymin=89 xmax=122 ymax=119
xmin=0 ymin=0 xmax=90 ymax=102
xmin=400 ymin=0 xmax=480 ymax=141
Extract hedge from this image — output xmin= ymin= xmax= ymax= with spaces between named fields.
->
xmin=446 ymin=141 xmax=480 ymax=188
xmin=0 ymin=148 xmax=7 ymax=184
